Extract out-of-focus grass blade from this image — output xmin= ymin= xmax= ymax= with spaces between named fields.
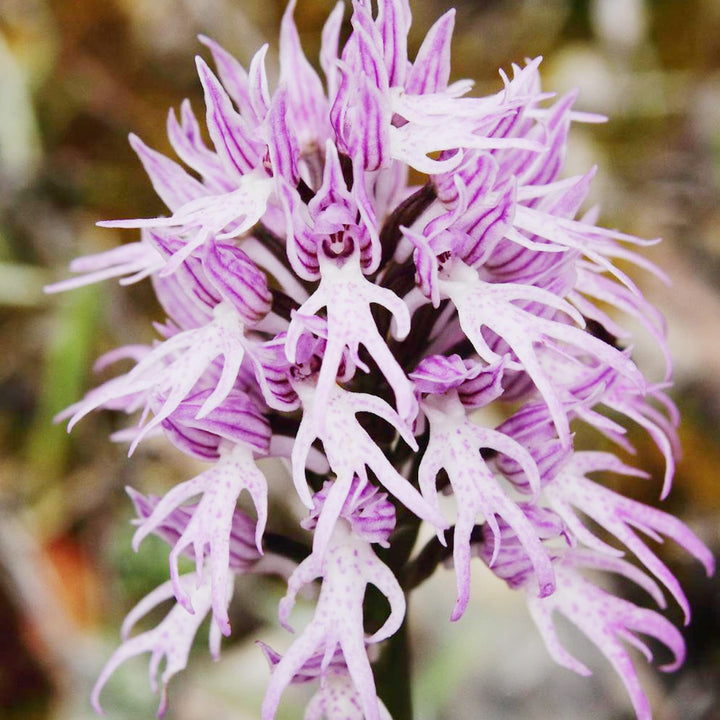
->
xmin=0 ymin=261 xmax=48 ymax=307
xmin=24 ymin=283 xmax=101 ymax=486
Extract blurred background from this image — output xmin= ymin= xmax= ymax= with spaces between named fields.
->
xmin=1 ymin=0 xmax=719 ymax=718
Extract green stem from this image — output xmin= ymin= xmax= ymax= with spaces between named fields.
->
xmin=374 ymin=610 xmax=413 ymax=720
xmin=368 ymin=443 xmax=428 ymax=720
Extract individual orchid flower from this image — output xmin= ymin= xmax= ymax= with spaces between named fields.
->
xmin=286 ymin=241 xmax=415 ymax=424
xmin=93 ymin=57 xmax=274 ymax=271
xmin=480 ymin=510 xmax=687 ymax=720
xmin=282 ymin=142 xmax=415 ymax=424
xmin=436 ymin=258 xmax=645 ymax=447
xmin=263 ymin=490 xmax=404 ymax=720
xmin=291 ymin=377 xmax=446 ymax=559
xmin=91 ymin=573 xmax=223 ymax=717
xmin=544 ymin=451 xmax=715 ymax=622
xmin=416 ymin=378 xmax=555 ymax=620
xmin=259 ymin=643 xmax=393 ymax=720
xmin=527 ymin=553 xmax=686 ymax=720
xmin=131 ymin=441 xmax=268 ymax=636
xmin=63 ymin=296 xmax=272 ymax=453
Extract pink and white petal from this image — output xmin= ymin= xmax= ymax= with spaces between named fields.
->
xmin=406 ymin=9 xmax=455 ymax=95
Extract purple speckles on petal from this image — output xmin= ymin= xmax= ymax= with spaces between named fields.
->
xmin=527 ymin=556 xmax=686 ymax=720
xmin=91 ymin=575 xmax=218 ymax=716
xmin=132 ymin=442 xmax=268 ymax=635
xmin=419 ymin=391 xmax=554 ymax=620
xmin=263 ymin=521 xmax=404 ymax=720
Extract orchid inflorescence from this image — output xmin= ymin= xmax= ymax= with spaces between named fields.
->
xmin=47 ymin=0 xmax=714 ymax=718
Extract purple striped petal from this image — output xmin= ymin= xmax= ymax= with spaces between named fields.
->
xmin=302 ymin=476 xmax=396 ymax=546
xmin=203 ymin=240 xmax=272 ymax=324
xmin=198 ymin=35 xmax=255 ymax=123
xmin=128 ymin=133 xmax=208 ymax=212
xmin=279 ymin=0 xmax=331 ymax=148
xmin=266 ymin=86 xmax=300 ymax=184
xmin=166 ymin=100 xmax=231 ymax=193
xmin=196 ymin=57 xmax=263 ymax=179
xmin=376 ymin=0 xmax=412 ymax=88
xmin=406 ymin=9 xmax=455 ymax=94
xmin=160 ymin=387 xmax=271 ymax=459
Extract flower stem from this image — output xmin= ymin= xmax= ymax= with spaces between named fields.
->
xmin=374 ymin=611 xmax=413 ymax=720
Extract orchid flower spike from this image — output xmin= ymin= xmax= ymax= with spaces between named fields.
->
xmin=49 ymin=0 xmax=711 ymax=718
